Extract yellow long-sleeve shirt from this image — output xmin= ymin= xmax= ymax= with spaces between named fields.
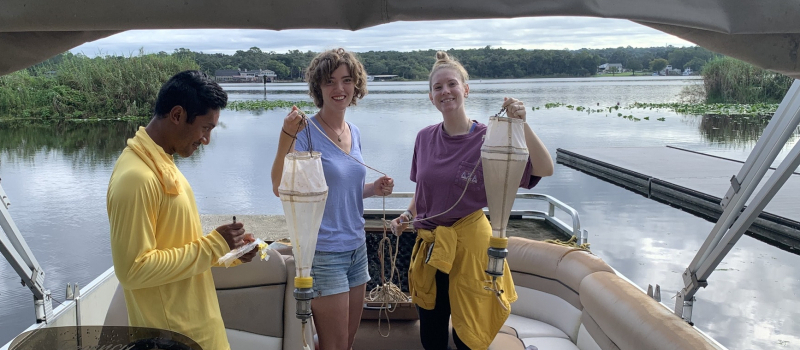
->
xmin=107 ymin=127 xmax=236 ymax=350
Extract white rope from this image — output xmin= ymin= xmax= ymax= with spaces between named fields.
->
xmin=298 ymin=107 xmax=508 ymax=336
xmin=299 ymin=111 xmax=496 ymax=225
xmin=302 ymin=113 xmax=387 ymax=176
xmin=301 ymin=322 xmax=311 ymax=350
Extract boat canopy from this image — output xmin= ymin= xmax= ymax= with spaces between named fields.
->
xmin=1 ymin=0 xmax=800 ymax=78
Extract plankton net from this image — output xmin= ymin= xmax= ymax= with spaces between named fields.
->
xmin=278 ymin=143 xmax=328 ymax=350
xmin=480 ymin=113 xmax=529 ymax=280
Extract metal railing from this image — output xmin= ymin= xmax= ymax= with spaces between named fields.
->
xmin=364 ymin=192 xmax=586 ymax=244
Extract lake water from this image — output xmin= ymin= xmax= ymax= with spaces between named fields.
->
xmin=1 ymin=76 xmax=798 ymax=349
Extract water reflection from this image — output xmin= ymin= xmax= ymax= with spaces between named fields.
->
xmin=694 ymin=114 xmax=781 ymax=146
xmin=0 ymin=121 xmax=140 ymax=165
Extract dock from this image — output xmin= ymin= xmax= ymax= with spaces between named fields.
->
xmin=556 ymin=146 xmax=800 ymax=250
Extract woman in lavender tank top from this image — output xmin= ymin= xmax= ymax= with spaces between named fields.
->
xmin=391 ymin=51 xmax=554 ymax=349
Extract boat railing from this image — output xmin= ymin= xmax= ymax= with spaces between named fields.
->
xmin=363 ymin=192 xmax=586 ymax=244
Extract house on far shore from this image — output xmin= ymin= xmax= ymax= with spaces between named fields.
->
xmin=367 ymin=74 xmax=399 ymax=82
xmin=597 ymin=63 xmax=623 ymax=74
xmin=214 ymin=69 xmax=277 ymax=83
xmin=658 ymin=65 xmax=683 ymax=76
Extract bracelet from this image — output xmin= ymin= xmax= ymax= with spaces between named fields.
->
xmin=401 ymin=210 xmax=413 ymax=222
xmin=281 ymin=128 xmax=296 ymax=139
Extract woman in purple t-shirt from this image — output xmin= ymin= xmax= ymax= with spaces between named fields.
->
xmin=391 ymin=51 xmax=553 ymax=350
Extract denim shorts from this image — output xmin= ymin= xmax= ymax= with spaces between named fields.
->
xmin=311 ymin=242 xmax=371 ymax=297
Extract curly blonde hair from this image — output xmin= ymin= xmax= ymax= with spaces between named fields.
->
xmin=305 ymin=48 xmax=368 ymax=108
xmin=429 ymin=51 xmax=469 ymax=90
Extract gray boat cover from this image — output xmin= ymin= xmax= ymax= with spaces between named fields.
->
xmin=1 ymin=0 xmax=799 ymax=78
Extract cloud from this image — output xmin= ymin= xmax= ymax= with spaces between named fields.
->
xmin=71 ymin=17 xmax=694 ymax=56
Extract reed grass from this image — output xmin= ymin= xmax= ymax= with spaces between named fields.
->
xmin=702 ymin=57 xmax=793 ymax=104
xmin=0 ymin=51 xmax=199 ymax=120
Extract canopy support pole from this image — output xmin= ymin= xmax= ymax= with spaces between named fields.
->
xmin=675 ymin=79 xmax=800 ymax=323
xmin=0 ymin=180 xmax=52 ymax=323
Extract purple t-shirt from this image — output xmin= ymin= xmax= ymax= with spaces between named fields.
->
xmin=410 ymin=121 xmax=541 ymax=230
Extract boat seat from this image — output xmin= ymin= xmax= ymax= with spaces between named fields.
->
xmin=211 ymin=248 xmax=288 ymax=350
xmin=505 ymin=237 xmax=613 ymax=349
xmin=103 ymin=249 xmax=313 ymax=350
xmin=354 ymin=319 xmax=525 ymax=349
xmin=506 ymin=314 xmax=571 ymax=340
xmin=504 ymin=237 xmax=722 ymax=350
xmin=212 ymin=249 xmax=314 ymax=350
xmin=579 ymin=272 xmax=719 ymax=350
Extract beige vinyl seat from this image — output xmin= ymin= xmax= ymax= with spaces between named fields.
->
xmin=104 ymin=249 xmax=312 ymax=350
xmin=505 ymin=237 xmax=721 ymax=350
xmin=106 ymin=237 xmax=723 ymax=350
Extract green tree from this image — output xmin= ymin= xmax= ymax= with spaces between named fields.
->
xmin=627 ymin=60 xmax=643 ymax=76
xmin=650 ymin=58 xmax=669 ymax=73
xmin=684 ymin=57 xmax=706 ymax=72
xmin=266 ymin=60 xmax=290 ymax=79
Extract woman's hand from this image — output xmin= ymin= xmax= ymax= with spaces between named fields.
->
xmin=372 ymin=175 xmax=394 ymax=197
xmin=502 ymin=97 xmax=526 ymax=122
xmin=273 ymin=106 xmax=307 ymax=197
xmin=390 ymin=210 xmax=412 ymax=236
xmin=282 ymin=105 xmax=307 ymax=137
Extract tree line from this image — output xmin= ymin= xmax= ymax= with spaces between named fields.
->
xmin=161 ymin=45 xmax=719 ymax=80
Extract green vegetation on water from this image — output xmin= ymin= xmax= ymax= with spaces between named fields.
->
xmin=535 ymin=101 xmax=779 ymax=122
xmin=227 ymin=100 xmax=315 ymax=111
xmin=628 ymin=102 xmax=777 ymax=117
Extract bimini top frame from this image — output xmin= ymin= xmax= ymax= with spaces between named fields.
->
xmin=675 ymin=79 xmax=800 ymax=323
xmin=1 ymin=0 xmax=800 ymax=78
xmin=2 ymin=0 xmax=800 ymax=327
xmin=0 ymin=180 xmax=53 ymax=323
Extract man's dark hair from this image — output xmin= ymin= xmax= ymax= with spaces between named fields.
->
xmin=153 ymin=70 xmax=228 ymax=124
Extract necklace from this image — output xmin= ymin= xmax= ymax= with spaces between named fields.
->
xmin=318 ymin=113 xmax=346 ymax=142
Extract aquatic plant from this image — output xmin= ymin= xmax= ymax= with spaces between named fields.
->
xmin=536 ymin=101 xmax=779 ymax=123
xmin=702 ymin=57 xmax=793 ymax=104
xmin=628 ymin=102 xmax=778 ymax=117
xmin=226 ymin=100 xmax=315 ymax=111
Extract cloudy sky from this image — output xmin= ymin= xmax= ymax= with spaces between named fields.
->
xmin=71 ymin=17 xmax=694 ymax=56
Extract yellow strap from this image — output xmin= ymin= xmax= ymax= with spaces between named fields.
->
xmin=489 ymin=236 xmax=508 ymax=249
xmin=295 ymin=276 xmax=313 ymax=289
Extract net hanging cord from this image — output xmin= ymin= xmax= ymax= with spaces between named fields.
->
xmin=399 ymin=106 xmax=510 ymax=226
xmin=297 ymin=109 xmax=513 ymax=226
xmin=297 ymin=106 xmax=510 ymax=334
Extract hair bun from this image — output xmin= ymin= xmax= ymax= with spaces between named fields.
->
xmin=435 ymin=51 xmax=449 ymax=63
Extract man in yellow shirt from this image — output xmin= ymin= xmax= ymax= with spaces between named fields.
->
xmin=107 ymin=70 xmax=256 ymax=350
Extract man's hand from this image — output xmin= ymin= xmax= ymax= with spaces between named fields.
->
xmin=216 ymin=222 xmax=246 ymax=250
xmin=238 ymin=233 xmax=258 ymax=263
